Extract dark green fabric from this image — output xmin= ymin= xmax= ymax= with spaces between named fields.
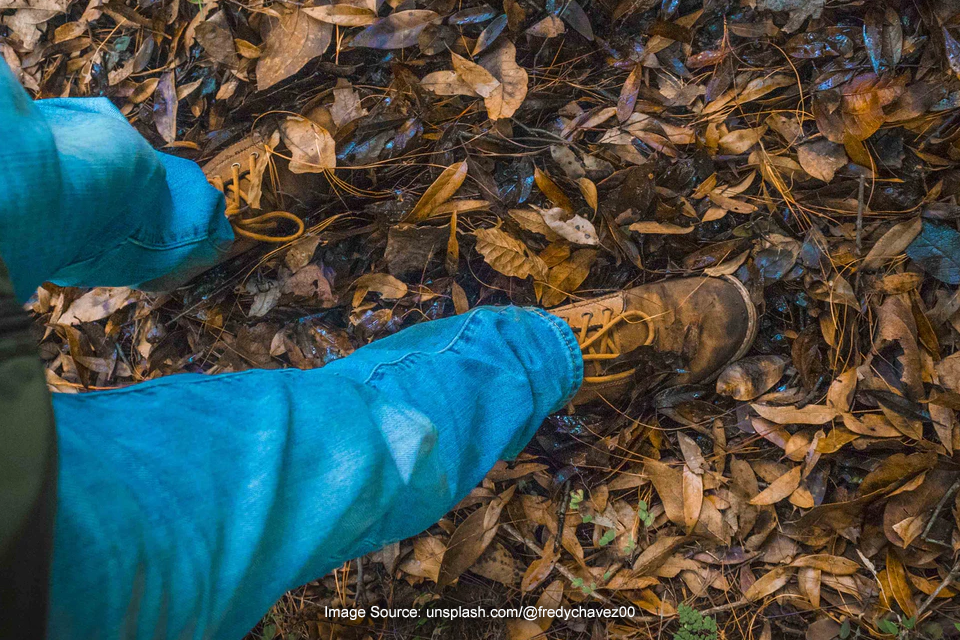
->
xmin=0 ymin=254 xmax=56 ymax=637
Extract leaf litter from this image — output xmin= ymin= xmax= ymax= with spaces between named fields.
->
xmin=14 ymin=0 xmax=960 ymax=637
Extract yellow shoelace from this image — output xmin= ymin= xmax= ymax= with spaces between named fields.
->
xmin=575 ymin=308 xmax=655 ymax=384
xmin=209 ymin=150 xmax=305 ymax=243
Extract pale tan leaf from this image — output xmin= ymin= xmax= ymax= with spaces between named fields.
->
xmin=719 ymin=125 xmax=767 ymax=154
xmin=451 ymin=51 xmax=500 ymax=98
xmin=629 ymin=221 xmax=694 ymax=235
xmin=841 ymin=413 xmax=902 ymax=438
xmin=403 ymin=161 xmax=468 ymax=223
xmin=352 ymin=272 xmax=408 ymax=306
xmin=708 ymin=192 xmax=757 ymax=213
xmin=752 ymin=403 xmax=838 ymax=425
xmin=790 ymin=554 xmax=861 ymax=575
xmin=861 ymin=217 xmax=922 ymax=270
xmin=509 ymin=208 xmax=562 ymax=241
xmin=744 ymin=566 xmax=795 ymax=601
xmin=682 ymin=467 xmax=703 ymax=534
xmin=526 ymin=14 xmax=564 ymax=37
xmin=280 ymin=117 xmax=336 ymax=173
xmin=421 ymin=69 xmax=479 ymax=97
xmin=479 ymin=40 xmax=528 ymax=120
xmin=59 ymin=287 xmax=135 ymax=325
xmin=538 ymin=207 xmax=598 ymax=245
xmin=398 ymin=535 xmax=446 ymax=582
xmin=749 ymin=465 xmax=802 ymax=505
xmin=520 ymin=540 xmax=559 ymax=592
xmin=349 ymin=10 xmax=439 ymax=49
xmin=797 ymin=567 xmax=821 ymax=609
xmin=302 ymin=4 xmax=377 ymax=26
xmin=827 ymin=367 xmax=858 ymax=413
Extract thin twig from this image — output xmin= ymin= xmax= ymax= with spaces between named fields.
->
xmin=917 ymin=553 xmax=960 ymax=619
xmin=855 ymin=173 xmax=865 ymax=256
xmin=921 ymin=478 xmax=960 ymax=546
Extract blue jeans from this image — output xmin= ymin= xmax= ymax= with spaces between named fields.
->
xmin=0 ymin=62 xmax=583 ymax=639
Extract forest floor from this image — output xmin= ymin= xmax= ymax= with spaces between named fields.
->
xmin=8 ymin=0 xmax=960 ymax=637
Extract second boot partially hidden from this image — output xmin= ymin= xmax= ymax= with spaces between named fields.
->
xmin=551 ymin=275 xmax=758 ymax=405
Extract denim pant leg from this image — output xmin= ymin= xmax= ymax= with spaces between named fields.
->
xmin=48 ymin=307 xmax=582 ymax=640
xmin=0 ymin=61 xmax=232 ymax=301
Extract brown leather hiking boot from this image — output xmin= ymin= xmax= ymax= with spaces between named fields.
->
xmin=202 ymin=127 xmax=325 ymax=246
xmin=551 ymin=276 xmax=758 ymax=405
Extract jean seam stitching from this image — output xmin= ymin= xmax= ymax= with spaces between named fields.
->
xmin=527 ymin=308 xmax=582 ymax=406
xmin=361 ymin=308 xmax=490 ymax=385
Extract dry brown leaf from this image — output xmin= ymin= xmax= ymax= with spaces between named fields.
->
xmin=479 ymin=40 xmax=528 ymax=120
xmin=682 ymin=467 xmax=703 ymax=534
xmin=715 ymin=355 xmax=788 ymax=401
xmin=538 ymin=207 xmax=598 ymax=245
xmin=885 ymin=548 xmax=918 ymax=618
xmin=719 ymin=126 xmax=767 ymax=154
xmin=749 ymin=465 xmax=802 ymax=505
xmin=471 ymin=543 xmax=517 ymax=585
xmin=420 ymin=70 xmax=479 ymax=97
xmin=744 ymin=566 xmax=795 ymax=601
xmin=59 ymin=288 xmax=135 ymax=325
xmin=861 ymin=217 xmax=922 ymax=270
xmin=520 ymin=539 xmax=559 ymax=592
xmin=451 ymin=51 xmax=501 ymax=98
xmin=403 ymin=161 xmax=468 ymax=223
xmin=473 ymin=227 xmax=548 ymax=281
xmin=509 ymin=208 xmax=562 ymax=241
xmin=302 ymin=4 xmax=377 ymax=26
xmin=398 ymin=536 xmax=446 ymax=582
xmin=505 ymin=619 xmax=544 ymax=640
xmin=280 ymin=117 xmax=336 ymax=173
xmin=629 ymin=221 xmax=694 ymax=235
xmin=790 ymin=554 xmax=861 ymax=575
xmin=541 ymin=249 xmax=596 ymax=307
xmin=578 ymin=177 xmax=598 ymax=212
xmin=752 ymin=403 xmax=838 ymax=425
xmin=633 ymin=536 xmax=686 ymax=575
xmin=534 ymin=167 xmax=573 ymax=213
xmin=257 ymin=9 xmax=331 ymax=91
xmin=526 ymin=14 xmax=564 ymax=38
xmin=352 ymin=273 xmax=408 ymax=306
xmin=617 ymin=65 xmax=642 ymax=123
xmin=437 ymin=493 xmax=508 ymax=589
xmin=350 ymin=10 xmax=439 ymax=49
xmin=797 ymin=139 xmax=848 ymax=182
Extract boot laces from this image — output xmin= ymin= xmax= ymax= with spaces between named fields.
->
xmin=209 ymin=149 xmax=305 ymax=243
xmin=576 ymin=307 xmax=655 ymax=384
